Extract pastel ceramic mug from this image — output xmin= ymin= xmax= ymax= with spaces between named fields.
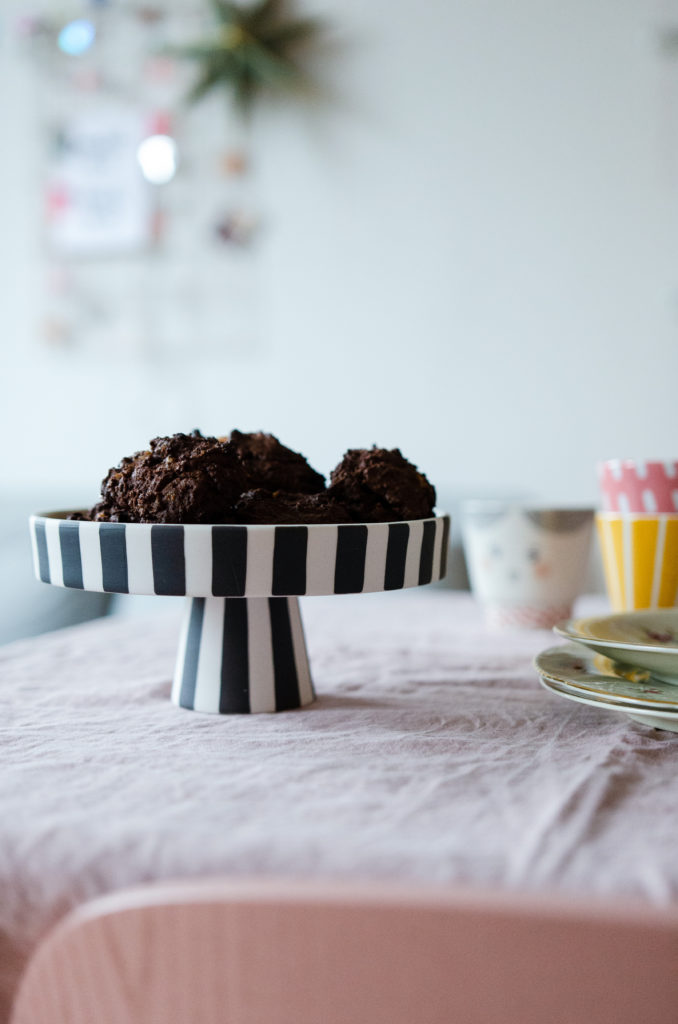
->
xmin=461 ymin=503 xmax=595 ymax=629
xmin=598 ymin=460 xmax=678 ymax=514
xmin=596 ymin=511 xmax=678 ymax=612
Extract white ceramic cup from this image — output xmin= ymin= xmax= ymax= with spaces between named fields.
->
xmin=461 ymin=503 xmax=595 ymax=629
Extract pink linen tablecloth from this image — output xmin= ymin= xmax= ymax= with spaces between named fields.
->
xmin=1 ymin=589 xmax=677 ymax=1020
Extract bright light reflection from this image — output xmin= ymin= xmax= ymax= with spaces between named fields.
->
xmin=58 ymin=19 xmax=96 ymax=56
xmin=137 ymin=135 xmax=177 ymax=185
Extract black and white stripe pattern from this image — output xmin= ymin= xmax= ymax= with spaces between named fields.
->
xmin=30 ymin=514 xmax=451 ymax=597
xmin=171 ymin=597 xmax=314 ymax=714
xmin=31 ymin=512 xmax=449 ymax=715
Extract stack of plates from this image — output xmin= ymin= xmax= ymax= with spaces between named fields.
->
xmin=534 ymin=610 xmax=678 ymax=731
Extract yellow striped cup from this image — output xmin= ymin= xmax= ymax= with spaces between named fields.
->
xmin=596 ymin=512 xmax=678 ymax=611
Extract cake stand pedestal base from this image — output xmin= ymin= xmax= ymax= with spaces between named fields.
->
xmin=171 ymin=597 xmax=315 ymax=714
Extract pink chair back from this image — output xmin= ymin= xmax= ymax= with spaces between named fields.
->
xmin=11 ymin=878 xmax=678 ymax=1024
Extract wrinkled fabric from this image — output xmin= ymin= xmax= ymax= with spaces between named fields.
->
xmin=1 ymin=590 xmax=677 ymax=1019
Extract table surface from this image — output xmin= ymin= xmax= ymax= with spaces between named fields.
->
xmin=2 ymin=589 xmax=678 ymax=1019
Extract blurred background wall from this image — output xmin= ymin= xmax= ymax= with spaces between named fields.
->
xmin=2 ymin=0 xmax=678 ymax=638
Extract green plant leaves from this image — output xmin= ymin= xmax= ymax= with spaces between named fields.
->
xmin=172 ymin=0 xmax=323 ymax=115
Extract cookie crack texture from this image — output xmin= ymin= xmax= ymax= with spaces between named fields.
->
xmin=70 ymin=435 xmax=436 ymax=525
xmin=328 ymin=447 xmax=436 ymax=522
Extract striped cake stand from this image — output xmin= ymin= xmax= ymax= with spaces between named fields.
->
xmin=29 ymin=513 xmax=450 ymax=714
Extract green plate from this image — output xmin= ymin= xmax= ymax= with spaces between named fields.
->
xmin=534 ymin=643 xmax=678 ymax=732
xmin=553 ymin=610 xmax=678 ymax=683
xmin=537 ymin=674 xmax=678 ymax=732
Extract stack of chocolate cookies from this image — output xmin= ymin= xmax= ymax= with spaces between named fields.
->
xmin=71 ymin=431 xmax=436 ymax=526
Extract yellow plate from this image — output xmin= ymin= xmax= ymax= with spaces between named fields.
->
xmin=553 ymin=611 xmax=678 ymax=683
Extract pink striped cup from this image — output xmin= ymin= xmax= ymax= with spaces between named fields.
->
xmin=598 ymin=460 xmax=678 ymax=514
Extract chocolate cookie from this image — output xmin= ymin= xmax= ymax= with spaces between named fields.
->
xmin=235 ymin=489 xmax=353 ymax=525
xmin=79 ymin=432 xmax=247 ymax=524
xmin=328 ymin=447 xmax=436 ymax=522
xmin=228 ymin=430 xmax=325 ymax=494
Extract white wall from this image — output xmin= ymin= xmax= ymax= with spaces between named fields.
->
xmin=2 ymin=0 xmax=678 ymax=511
